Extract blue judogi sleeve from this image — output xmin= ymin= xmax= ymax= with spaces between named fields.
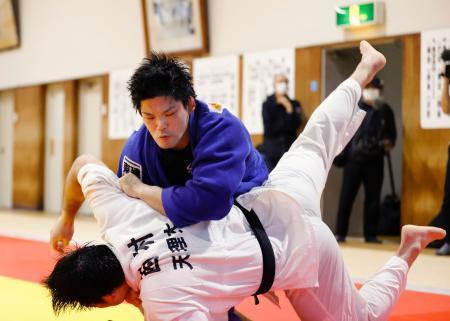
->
xmin=117 ymin=126 xmax=151 ymax=183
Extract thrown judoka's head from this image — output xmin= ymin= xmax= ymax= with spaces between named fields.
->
xmin=128 ymin=53 xmax=196 ymax=150
xmin=43 ymin=244 xmax=131 ymax=314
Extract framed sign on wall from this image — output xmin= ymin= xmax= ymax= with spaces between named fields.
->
xmin=0 ymin=0 xmax=19 ymax=51
xmin=141 ymin=0 xmax=208 ymax=56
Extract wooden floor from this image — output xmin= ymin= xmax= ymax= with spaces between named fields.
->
xmin=1 ymin=208 xmax=449 ymax=294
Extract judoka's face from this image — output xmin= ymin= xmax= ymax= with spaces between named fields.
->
xmin=93 ymin=282 xmax=131 ymax=308
xmin=140 ymin=96 xmax=195 ymax=150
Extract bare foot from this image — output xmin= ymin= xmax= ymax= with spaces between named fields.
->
xmin=350 ymin=40 xmax=387 ymax=88
xmin=397 ymin=225 xmax=446 ymax=267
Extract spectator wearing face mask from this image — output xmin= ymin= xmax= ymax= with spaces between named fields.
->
xmin=335 ymin=76 xmax=397 ymax=243
xmin=261 ymin=73 xmax=303 ymax=170
xmin=435 ymin=60 xmax=450 ymax=255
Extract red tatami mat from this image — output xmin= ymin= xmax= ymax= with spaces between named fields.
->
xmin=236 ymin=288 xmax=450 ymax=321
xmin=1 ymin=235 xmax=450 ymax=320
xmin=0 ymin=235 xmax=56 ymax=283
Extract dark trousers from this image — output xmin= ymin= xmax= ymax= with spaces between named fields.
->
xmin=262 ymin=137 xmax=287 ymax=172
xmin=265 ymin=155 xmax=281 ymax=172
xmin=336 ymin=157 xmax=384 ymax=239
xmin=441 ymin=145 xmax=450 ymax=243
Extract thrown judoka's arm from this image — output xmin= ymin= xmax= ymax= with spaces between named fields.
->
xmin=49 ymin=154 xmax=104 ymax=252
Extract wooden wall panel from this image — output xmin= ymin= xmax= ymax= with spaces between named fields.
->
xmin=13 ymin=86 xmax=45 ymax=209
xmin=101 ymin=75 xmax=126 ymax=172
xmin=62 ymin=81 xmax=78 ymax=179
xmin=295 ymin=46 xmax=323 ymax=118
xmin=401 ymin=34 xmax=450 ymax=225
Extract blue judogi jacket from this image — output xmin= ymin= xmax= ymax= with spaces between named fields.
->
xmin=118 ymin=100 xmax=268 ymax=227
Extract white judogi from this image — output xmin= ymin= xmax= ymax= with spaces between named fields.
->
xmin=78 ymin=79 xmax=408 ymax=321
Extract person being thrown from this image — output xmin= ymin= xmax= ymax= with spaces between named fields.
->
xmin=46 ymin=41 xmax=446 ymax=321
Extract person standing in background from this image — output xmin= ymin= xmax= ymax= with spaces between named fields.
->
xmin=435 ymin=143 xmax=450 ymax=255
xmin=335 ymin=76 xmax=397 ymax=243
xmin=436 ymin=55 xmax=450 ymax=255
xmin=261 ymin=73 xmax=303 ymax=170
xmin=441 ymin=48 xmax=450 ymax=114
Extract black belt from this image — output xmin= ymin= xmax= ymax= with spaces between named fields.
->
xmin=234 ymin=200 xmax=275 ymax=305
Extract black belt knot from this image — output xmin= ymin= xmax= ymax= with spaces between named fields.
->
xmin=234 ymin=200 xmax=276 ymax=305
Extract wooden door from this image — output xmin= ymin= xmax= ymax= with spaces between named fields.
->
xmin=13 ymin=86 xmax=45 ymax=209
xmin=43 ymin=81 xmax=78 ymax=213
xmin=401 ymin=34 xmax=450 ymax=225
xmin=0 ymin=91 xmax=14 ymax=208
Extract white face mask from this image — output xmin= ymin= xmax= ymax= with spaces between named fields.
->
xmin=275 ymin=82 xmax=288 ymax=95
xmin=362 ymin=88 xmax=380 ymax=102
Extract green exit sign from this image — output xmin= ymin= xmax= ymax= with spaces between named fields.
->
xmin=336 ymin=2 xmax=384 ymax=28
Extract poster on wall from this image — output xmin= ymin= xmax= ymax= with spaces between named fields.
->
xmin=0 ymin=0 xmax=20 ymax=51
xmin=108 ymin=68 xmax=142 ymax=139
xmin=193 ymin=55 xmax=239 ymax=116
xmin=242 ymin=48 xmax=295 ymax=134
xmin=420 ymin=28 xmax=450 ymax=129
xmin=142 ymin=0 xmax=208 ymax=55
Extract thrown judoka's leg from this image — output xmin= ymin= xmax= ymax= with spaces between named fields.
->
xmin=266 ymin=41 xmax=385 ymax=217
xmin=285 ymin=217 xmax=366 ymax=321
xmin=285 ymin=221 xmax=446 ymax=321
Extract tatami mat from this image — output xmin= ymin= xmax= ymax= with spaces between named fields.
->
xmin=1 ymin=209 xmax=449 ymax=321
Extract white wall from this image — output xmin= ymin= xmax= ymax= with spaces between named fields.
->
xmin=1 ymin=0 xmax=450 ymax=90
xmin=209 ymin=0 xmax=450 ymax=55
xmin=0 ymin=0 xmax=145 ymax=90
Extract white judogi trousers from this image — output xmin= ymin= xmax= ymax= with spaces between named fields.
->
xmin=263 ymin=78 xmax=409 ymax=321
xmin=285 ymin=219 xmax=408 ymax=321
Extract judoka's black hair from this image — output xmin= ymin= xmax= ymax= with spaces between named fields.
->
xmin=42 ymin=244 xmax=125 ymax=314
xmin=128 ymin=52 xmax=196 ymax=115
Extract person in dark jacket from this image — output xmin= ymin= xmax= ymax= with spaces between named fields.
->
xmin=436 ymin=61 xmax=450 ymax=254
xmin=335 ymin=76 xmax=397 ymax=243
xmin=261 ymin=73 xmax=303 ymax=170
xmin=435 ymin=144 xmax=450 ymax=255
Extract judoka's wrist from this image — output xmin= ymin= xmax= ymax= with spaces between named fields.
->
xmin=135 ymin=181 xmax=149 ymax=200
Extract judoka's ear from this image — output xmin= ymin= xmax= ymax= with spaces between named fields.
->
xmin=187 ymin=96 xmax=196 ymax=113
